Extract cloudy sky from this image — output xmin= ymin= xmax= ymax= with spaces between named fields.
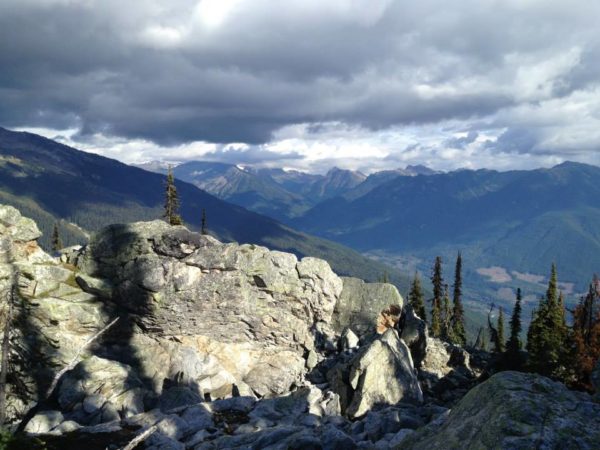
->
xmin=2 ymin=0 xmax=600 ymax=173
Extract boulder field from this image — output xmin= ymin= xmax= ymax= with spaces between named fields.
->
xmin=0 ymin=204 xmax=598 ymax=449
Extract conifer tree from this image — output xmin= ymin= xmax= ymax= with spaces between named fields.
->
xmin=164 ymin=166 xmax=183 ymax=226
xmin=526 ymin=264 xmax=568 ymax=377
xmin=201 ymin=208 xmax=207 ymax=235
xmin=474 ymin=327 xmax=488 ymax=351
xmin=506 ymin=288 xmax=523 ymax=359
xmin=442 ymin=284 xmax=451 ymax=340
xmin=451 ymin=252 xmax=466 ymax=346
xmin=51 ymin=222 xmax=63 ymax=252
xmin=430 ymin=257 xmax=443 ymax=338
xmin=408 ymin=272 xmax=426 ymax=321
xmin=572 ymin=276 xmax=600 ymax=390
xmin=496 ymin=307 xmax=506 ymax=353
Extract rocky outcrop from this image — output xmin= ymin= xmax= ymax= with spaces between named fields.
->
xmin=0 ymin=206 xmax=111 ymax=422
xmin=57 ymin=356 xmax=146 ymax=425
xmin=3 ymin=208 xmax=424 ymax=432
xmin=66 ymin=220 xmax=345 ymax=400
xmin=332 ymin=277 xmax=403 ymax=337
xmin=417 ymin=336 xmax=477 ymax=405
xmin=397 ymin=371 xmax=600 ymax=450
xmin=328 ymin=329 xmax=423 ymax=419
xmin=346 ymin=329 xmax=423 ymax=418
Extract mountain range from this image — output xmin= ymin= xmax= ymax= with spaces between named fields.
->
xmin=134 ymin=160 xmax=437 ymax=221
xmin=0 ymin=127 xmax=412 ymax=292
xmin=293 ymin=162 xmax=600 ymax=320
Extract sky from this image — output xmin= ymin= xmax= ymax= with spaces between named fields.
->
xmin=2 ymin=0 xmax=600 ymax=173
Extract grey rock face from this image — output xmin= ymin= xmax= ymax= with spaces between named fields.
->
xmin=24 ymin=410 xmax=65 ymax=434
xmin=340 ymin=327 xmax=360 ymax=351
xmin=58 ymin=356 xmax=146 ymax=423
xmin=420 ymin=337 xmax=471 ymax=380
xmin=0 ymin=206 xmax=112 ymax=422
xmin=71 ymin=220 xmax=347 ymax=399
xmin=0 ymin=205 xmax=41 ymax=244
xmin=3 ymin=206 xmax=407 ymax=429
xmin=398 ymin=371 xmax=600 ymax=450
xmin=329 ymin=329 xmax=423 ymax=419
xmin=333 ymin=277 xmax=403 ymax=336
xmin=346 ymin=329 xmax=423 ymax=418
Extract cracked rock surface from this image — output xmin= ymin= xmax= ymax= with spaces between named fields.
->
xmin=397 ymin=371 xmax=600 ymax=450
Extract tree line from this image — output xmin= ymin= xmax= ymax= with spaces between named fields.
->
xmin=406 ymin=255 xmax=600 ymax=391
xmin=407 ymin=253 xmax=466 ymax=346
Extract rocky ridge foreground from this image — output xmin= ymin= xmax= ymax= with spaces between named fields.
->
xmin=0 ymin=204 xmax=599 ymax=449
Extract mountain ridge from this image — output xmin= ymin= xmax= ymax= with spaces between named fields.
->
xmin=0 ymin=126 xmax=413 ymax=293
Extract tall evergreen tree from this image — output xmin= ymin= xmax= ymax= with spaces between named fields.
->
xmin=442 ymin=284 xmax=451 ymax=340
xmin=201 ymin=208 xmax=207 ymax=235
xmin=164 ymin=166 xmax=183 ymax=226
xmin=408 ymin=273 xmax=426 ymax=321
xmin=430 ymin=257 xmax=443 ymax=338
xmin=51 ymin=222 xmax=63 ymax=252
xmin=506 ymin=288 xmax=523 ymax=355
xmin=474 ymin=326 xmax=488 ymax=351
xmin=547 ymin=263 xmax=558 ymax=305
xmin=496 ymin=307 xmax=506 ymax=353
xmin=451 ymin=252 xmax=466 ymax=346
xmin=526 ymin=264 xmax=568 ymax=377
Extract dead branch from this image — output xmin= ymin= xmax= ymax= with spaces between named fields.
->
xmin=119 ymin=422 xmax=159 ymax=450
xmin=46 ymin=316 xmax=120 ymax=398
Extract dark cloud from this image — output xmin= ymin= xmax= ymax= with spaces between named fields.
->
xmin=445 ymin=131 xmax=479 ymax=149
xmin=1 ymin=0 xmax=600 ymax=167
xmin=485 ymin=128 xmax=539 ymax=155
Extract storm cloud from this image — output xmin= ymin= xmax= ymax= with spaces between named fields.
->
xmin=1 ymin=0 xmax=600 ymax=170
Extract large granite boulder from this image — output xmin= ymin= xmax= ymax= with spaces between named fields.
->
xmin=329 ymin=329 xmax=423 ymax=419
xmin=397 ymin=371 xmax=600 ymax=449
xmin=0 ymin=205 xmax=42 ymax=262
xmin=2 ymin=206 xmax=416 ymax=428
xmin=57 ymin=356 xmax=146 ymax=424
xmin=420 ymin=337 xmax=471 ymax=379
xmin=0 ymin=206 xmax=110 ymax=423
xmin=332 ymin=277 xmax=403 ymax=337
xmin=70 ymin=220 xmax=345 ymax=399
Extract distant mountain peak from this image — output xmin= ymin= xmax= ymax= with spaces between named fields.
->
xmin=404 ymin=164 xmax=439 ymax=175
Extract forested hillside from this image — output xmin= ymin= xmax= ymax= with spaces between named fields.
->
xmin=0 ymin=127 xmax=412 ymax=292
